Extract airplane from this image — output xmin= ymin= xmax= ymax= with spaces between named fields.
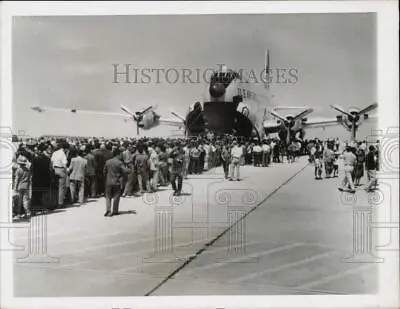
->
xmin=31 ymin=48 xmax=376 ymax=144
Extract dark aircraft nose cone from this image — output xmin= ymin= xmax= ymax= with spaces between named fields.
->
xmin=209 ymin=82 xmax=225 ymax=98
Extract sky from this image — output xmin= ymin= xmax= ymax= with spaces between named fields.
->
xmin=12 ymin=13 xmax=377 ymax=139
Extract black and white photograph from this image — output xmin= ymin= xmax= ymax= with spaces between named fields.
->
xmin=0 ymin=2 xmax=398 ymax=309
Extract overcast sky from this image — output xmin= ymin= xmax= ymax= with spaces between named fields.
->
xmin=12 ymin=13 xmax=377 ymax=139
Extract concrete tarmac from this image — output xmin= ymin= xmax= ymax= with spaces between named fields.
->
xmin=12 ymin=157 xmax=377 ymax=296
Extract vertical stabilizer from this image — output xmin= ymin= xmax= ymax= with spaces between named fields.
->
xmin=264 ymin=47 xmax=270 ymax=90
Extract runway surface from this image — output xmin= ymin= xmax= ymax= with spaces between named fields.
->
xmin=12 ymin=157 xmax=377 ymax=296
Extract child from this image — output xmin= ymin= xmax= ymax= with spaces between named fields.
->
xmin=14 ymin=156 xmax=32 ymax=219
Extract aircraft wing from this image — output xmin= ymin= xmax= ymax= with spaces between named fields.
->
xmin=158 ymin=118 xmax=185 ymax=127
xmin=31 ymin=106 xmax=128 ymax=118
xmin=302 ymin=118 xmax=339 ymax=129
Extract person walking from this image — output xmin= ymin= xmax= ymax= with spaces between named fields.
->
xmin=338 ymin=146 xmax=357 ymax=193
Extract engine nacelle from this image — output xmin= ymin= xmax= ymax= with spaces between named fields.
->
xmin=263 ymin=120 xmax=281 ymax=134
xmin=139 ymin=111 xmax=159 ymax=129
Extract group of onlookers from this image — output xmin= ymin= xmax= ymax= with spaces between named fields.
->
xmin=12 ymin=134 xmax=304 ymax=219
xmin=307 ymin=138 xmax=380 ymax=193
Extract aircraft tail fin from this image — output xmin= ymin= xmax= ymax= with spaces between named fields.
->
xmin=264 ymin=47 xmax=270 ymax=90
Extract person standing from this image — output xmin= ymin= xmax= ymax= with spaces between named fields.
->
xmin=149 ymin=147 xmax=160 ymax=192
xmin=323 ymin=144 xmax=335 ymax=178
xmin=51 ymin=142 xmax=69 ymax=207
xmin=364 ymin=145 xmax=378 ymax=192
xmin=354 ymin=144 xmax=365 ymax=186
xmin=252 ymin=142 xmax=262 ymax=167
xmin=338 ymin=146 xmax=357 ymax=193
xmin=262 ymin=140 xmax=271 ymax=167
xmin=14 ymin=156 xmax=32 ymax=219
xmin=221 ymin=144 xmax=231 ymax=179
xmin=135 ymin=144 xmax=150 ymax=194
xmin=190 ymin=144 xmax=201 ymax=175
xmin=85 ymin=145 xmax=97 ymax=198
xmin=103 ymin=148 xmax=126 ymax=217
xmin=229 ymin=140 xmax=243 ymax=181
xmin=182 ymin=143 xmax=191 ymax=179
xmin=68 ymin=149 xmax=88 ymax=205
xmin=170 ymin=146 xmax=185 ymax=196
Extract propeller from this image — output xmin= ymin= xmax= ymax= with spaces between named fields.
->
xmin=329 ymin=102 xmax=378 ymax=140
xmin=120 ymin=105 xmax=155 ymax=135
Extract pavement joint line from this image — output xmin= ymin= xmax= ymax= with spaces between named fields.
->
xmin=144 ymin=161 xmax=310 ymax=296
xmin=227 ymin=251 xmax=333 ymax=284
xmin=295 ymin=263 xmax=376 ymax=290
xmin=179 ymin=242 xmax=303 ymax=276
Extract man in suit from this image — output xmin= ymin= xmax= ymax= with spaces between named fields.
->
xmin=169 ymin=145 xmax=185 ymax=196
xmin=68 ymin=149 xmax=88 ymax=205
xmin=85 ymin=145 xmax=97 ymax=198
xmin=103 ymin=148 xmax=127 ymax=217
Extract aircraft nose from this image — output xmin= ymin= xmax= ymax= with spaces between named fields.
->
xmin=209 ymin=82 xmax=225 ymax=98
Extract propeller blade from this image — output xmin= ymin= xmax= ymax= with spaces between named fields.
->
xmin=293 ymin=108 xmax=314 ymax=120
xmin=270 ymin=110 xmax=287 ymax=123
xmin=358 ymin=102 xmax=378 ymax=115
xmin=330 ymin=104 xmax=352 ymax=118
xmin=170 ymin=110 xmax=186 ymax=122
xmin=120 ymin=105 xmax=135 ymax=117
xmin=138 ymin=105 xmax=153 ymax=115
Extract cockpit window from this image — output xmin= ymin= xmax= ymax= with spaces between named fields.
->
xmin=210 ymin=71 xmax=239 ymax=87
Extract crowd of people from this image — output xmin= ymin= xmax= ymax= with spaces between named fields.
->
xmin=12 ymin=134 xmax=308 ymax=220
xmin=11 ymin=133 xmax=379 ymax=220
xmin=307 ymin=138 xmax=380 ymax=193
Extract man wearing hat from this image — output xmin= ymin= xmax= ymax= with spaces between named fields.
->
xmin=14 ymin=156 xmax=32 ymax=218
